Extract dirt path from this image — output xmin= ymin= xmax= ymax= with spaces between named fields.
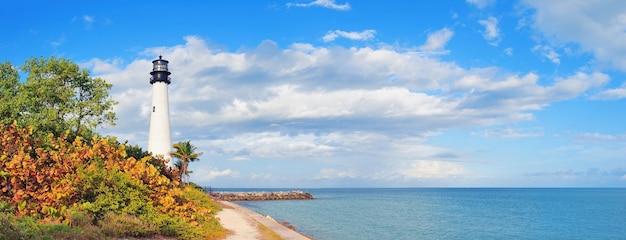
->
xmin=216 ymin=207 xmax=261 ymax=240
xmin=216 ymin=201 xmax=311 ymax=240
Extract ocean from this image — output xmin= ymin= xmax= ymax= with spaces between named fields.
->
xmin=217 ymin=188 xmax=626 ymax=240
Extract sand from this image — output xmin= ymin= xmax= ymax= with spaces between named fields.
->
xmin=216 ymin=201 xmax=311 ymax=240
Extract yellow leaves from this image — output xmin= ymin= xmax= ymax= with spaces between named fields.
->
xmin=119 ymin=144 xmax=127 ymax=158
xmin=159 ymin=195 xmax=176 ymax=207
xmin=0 ymin=123 xmax=224 ymax=236
xmin=41 ymin=205 xmax=50 ymax=215
xmin=21 ymin=160 xmax=29 ymax=169
xmin=18 ymin=200 xmax=27 ymax=211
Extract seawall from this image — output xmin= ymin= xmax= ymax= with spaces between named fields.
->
xmin=210 ymin=190 xmax=314 ymax=201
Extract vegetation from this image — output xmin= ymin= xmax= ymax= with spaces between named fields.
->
xmin=0 ymin=56 xmax=226 ymax=239
xmin=0 ymin=57 xmax=116 ymax=139
xmin=0 ymin=124 xmax=225 ymax=239
xmin=171 ymin=140 xmax=203 ymax=184
xmin=257 ymin=222 xmax=284 ymax=240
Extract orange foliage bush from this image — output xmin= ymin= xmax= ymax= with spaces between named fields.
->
xmin=0 ymin=124 xmax=224 ymax=239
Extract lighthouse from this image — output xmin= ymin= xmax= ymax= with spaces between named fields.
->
xmin=148 ymin=56 xmax=173 ymax=167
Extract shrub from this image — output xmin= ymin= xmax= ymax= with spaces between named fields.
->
xmin=99 ymin=212 xmax=157 ymax=237
xmin=0 ymin=212 xmax=22 ymax=240
xmin=0 ymin=123 xmax=226 ymax=239
xmin=0 ymin=211 xmax=104 ymax=240
xmin=76 ymin=160 xmax=154 ymax=220
xmin=0 ymin=200 xmax=12 ymax=213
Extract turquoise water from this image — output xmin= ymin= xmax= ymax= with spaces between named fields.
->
xmin=219 ymin=188 xmax=626 ymax=240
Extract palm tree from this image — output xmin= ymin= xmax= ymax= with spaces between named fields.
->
xmin=170 ymin=140 xmax=203 ymax=184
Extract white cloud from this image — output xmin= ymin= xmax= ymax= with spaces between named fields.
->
xmin=400 ymin=160 xmax=465 ymax=179
xmin=577 ymin=132 xmax=618 ymax=141
xmin=453 ymin=71 xmax=608 ymax=116
xmin=314 ymin=168 xmax=357 ymax=179
xmin=89 ymin=36 xmax=611 ymax=186
xmin=190 ymin=168 xmax=236 ymax=182
xmin=216 ymin=86 xmax=456 ymax=122
xmin=504 ymin=47 xmax=513 ymax=55
xmin=206 ymin=132 xmax=336 ymax=159
xmin=523 ymin=0 xmax=626 ymax=71
xmin=230 ymin=156 xmax=250 ymax=161
xmin=322 ymin=29 xmax=376 ymax=42
xmin=419 ymin=28 xmax=454 ymax=52
xmin=91 ymin=36 xmax=609 ymax=137
xmin=51 ymin=35 xmax=65 ymax=47
xmin=83 ymin=15 xmax=93 ymax=23
xmin=81 ymin=57 xmax=123 ymax=73
xmin=466 ymin=0 xmax=495 ymax=9
xmin=473 ymin=127 xmax=544 ymax=139
xmin=532 ymin=44 xmax=560 ymax=64
xmin=571 ymin=132 xmax=626 ymax=145
xmin=478 ymin=17 xmax=500 ymax=46
xmin=250 ymin=173 xmax=272 ymax=180
xmin=526 ymin=168 xmax=626 ymax=180
xmin=83 ymin=15 xmax=94 ymax=29
xmin=591 ymin=87 xmax=626 ymax=100
xmin=287 ymin=0 xmax=351 ymax=10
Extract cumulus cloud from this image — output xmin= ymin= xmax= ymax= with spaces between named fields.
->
xmin=478 ymin=17 xmax=500 ymax=46
xmin=205 ymin=132 xmax=335 ymax=159
xmin=591 ymin=86 xmax=626 ymax=100
xmin=454 ymin=71 xmax=608 ymax=117
xmin=90 ymin=35 xmax=609 ymax=186
xmin=400 ymin=160 xmax=465 ymax=179
xmin=523 ymin=0 xmax=626 ymax=71
xmin=287 ymin=0 xmax=350 ymax=10
xmin=190 ymin=168 xmax=236 ymax=182
xmin=322 ymin=29 xmax=376 ymax=42
xmin=419 ymin=28 xmax=454 ymax=53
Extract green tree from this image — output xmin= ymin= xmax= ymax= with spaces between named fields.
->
xmin=0 ymin=61 xmax=20 ymax=124
xmin=0 ymin=56 xmax=117 ymax=138
xmin=123 ymin=143 xmax=152 ymax=161
xmin=171 ymin=141 xmax=203 ymax=184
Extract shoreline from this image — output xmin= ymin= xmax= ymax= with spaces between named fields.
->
xmin=216 ymin=200 xmax=311 ymax=240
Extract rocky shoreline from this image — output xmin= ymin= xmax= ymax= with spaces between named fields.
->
xmin=210 ymin=190 xmax=314 ymax=201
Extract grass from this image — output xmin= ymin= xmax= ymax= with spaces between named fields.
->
xmin=256 ymin=220 xmax=284 ymax=240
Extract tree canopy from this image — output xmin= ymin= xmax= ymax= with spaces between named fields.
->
xmin=0 ymin=56 xmax=117 ymax=138
xmin=171 ymin=141 xmax=203 ymax=183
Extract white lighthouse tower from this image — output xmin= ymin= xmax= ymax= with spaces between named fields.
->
xmin=148 ymin=56 xmax=174 ymax=168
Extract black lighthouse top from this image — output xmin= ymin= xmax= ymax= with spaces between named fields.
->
xmin=150 ymin=56 xmax=171 ymax=84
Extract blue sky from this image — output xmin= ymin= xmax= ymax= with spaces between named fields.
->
xmin=3 ymin=0 xmax=626 ymax=187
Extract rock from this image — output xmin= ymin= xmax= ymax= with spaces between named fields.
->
xmin=210 ymin=190 xmax=314 ymax=201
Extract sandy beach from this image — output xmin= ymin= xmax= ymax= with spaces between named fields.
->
xmin=216 ymin=201 xmax=310 ymax=240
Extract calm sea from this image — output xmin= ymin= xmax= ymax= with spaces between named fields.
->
xmin=215 ymin=188 xmax=626 ymax=240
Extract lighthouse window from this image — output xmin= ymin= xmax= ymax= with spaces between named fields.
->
xmin=153 ymin=106 xmax=155 ymax=112
xmin=154 ymin=63 xmax=168 ymax=71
